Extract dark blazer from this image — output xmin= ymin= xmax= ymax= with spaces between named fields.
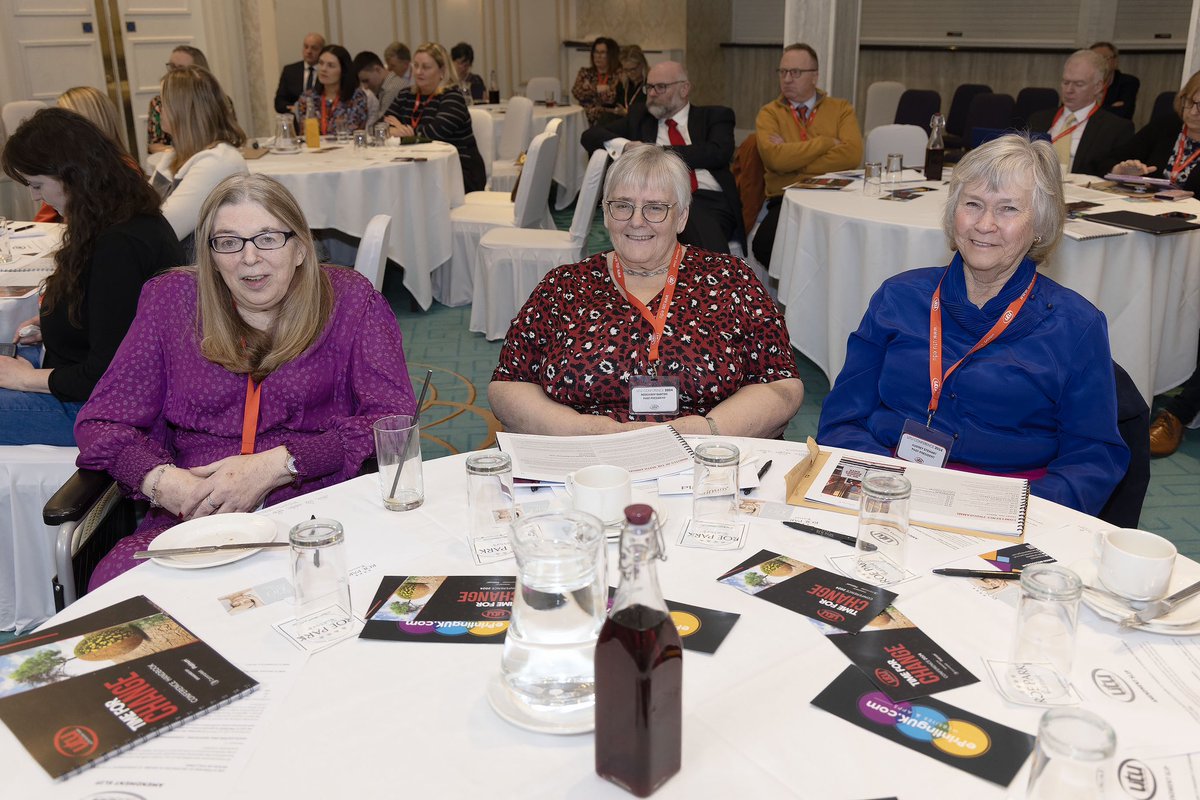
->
xmin=1028 ymin=106 xmax=1133 ymax=176
xmin=1101 ymin=71 xmax=1140 ymax=120
xmin=1094 ymin=112 xmax=1200 ymax=193
xmin=581 ymin=103 xmax=742 ymax=238
xmin=274 ymin=61 xmax=309 ymax=114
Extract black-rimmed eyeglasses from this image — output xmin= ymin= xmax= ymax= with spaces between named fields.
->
xmin=645 ymin=80 xmax=685 ymax=94
xmin=777 ymin=68 xmax=818 ymax=80
xmin=209 ymin=230 xmax=297 ymax=254
xmin=604 ymin=201 xmax=676 ymax=223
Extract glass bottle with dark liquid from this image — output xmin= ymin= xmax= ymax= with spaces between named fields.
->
xmin=488 ymin=69 xmax=501 ymax=105
xmin=595 ymin=504 xmax=682 ymax=797
xmin=924 ymin=112 xmax=945 ymax=181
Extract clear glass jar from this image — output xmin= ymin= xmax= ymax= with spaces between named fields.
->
xmin=1012 ymin=564 xmax=1083 ymax=682
xmin=854 ymin=472 xmax=911 ymax=584
xmin=692 ymin=442 xmax=739 ymax=524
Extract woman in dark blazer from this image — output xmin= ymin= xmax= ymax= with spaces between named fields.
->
xmin=1097 ymin=69 xmax=1200 ymax=192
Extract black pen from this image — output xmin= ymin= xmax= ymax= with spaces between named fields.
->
xmin=12 ymin=224 xmax=34 ymax=233
xmin=742 ymin=459 xmax=773 ymax=494
xmin=782 ymin=520 xmax=857 ymax=547
xmin=932 ymin=568 xmax=1022 ymax=580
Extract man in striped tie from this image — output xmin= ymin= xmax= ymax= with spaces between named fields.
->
xmin=581 ymin=60 xmax=741 ymax=253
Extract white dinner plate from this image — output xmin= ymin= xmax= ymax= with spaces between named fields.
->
xmin=268 ymin=147 xmax=303 ymax=155
xmin=147 ymin=513 xmax=281 ymax=569
xmin=1071 ymin=558 xmax=1200 ymax=634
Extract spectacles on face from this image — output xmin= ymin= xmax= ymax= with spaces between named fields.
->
xmin=165 ymin=61 xmax=188 ymax=71
xmin=777 ymin=68 xmax=817 ymax=80
xmin=646 ymin=80 xmax=684 ymax=95
xmin=605 ymin=200 xmax=675 ymax=223
xmin=209 ymin=230 xmax=296 ymax=254
xmin=1182 ymin=97 xmax=1200 ymax=112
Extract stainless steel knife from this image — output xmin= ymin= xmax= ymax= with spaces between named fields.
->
xmin=134 ymin=541 xmax=289 ymax=559
xmin=1119 ymin=578 xmax=1200 ymax=628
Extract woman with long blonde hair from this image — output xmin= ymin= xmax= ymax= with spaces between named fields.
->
xmin=57 ymin=87 xmax=126 ymax=151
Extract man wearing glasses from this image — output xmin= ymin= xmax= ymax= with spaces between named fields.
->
xmin=1028 ymin=49 xmax=1132 ymax=176
xmin=581 ymin=60 xmax=740 ymax=253
xmin=753 ymin=43 xmax=862 ymax=268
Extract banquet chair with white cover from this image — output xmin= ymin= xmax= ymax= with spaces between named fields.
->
xmin=435 ymin=127 xmax=560 ymax=307
xmin=524 ymin=77 xmax=562 ymax=102
xmin=468 ymin=108 xmax=495 ymax=184
xmin=1 ymin=100 xmax=47 ymax=137
xmin=354 ymin=214 xmax=392 ymax=291
xmin=865 ymin=124 xmax=927 ymax=168
xmin=469 ymin=148 xmax=608 ymax=340
xmin=487 ymin=96 xmax=534 ymax=193
xmin=862 ymin=81 xmax=906 ymax=137
xmin=465 ymin=117 xmax=561 ymax=217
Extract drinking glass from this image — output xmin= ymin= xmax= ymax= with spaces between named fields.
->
xmin=1011 ymin=563 xmax=1083 ymax=684
xmin=0 ymin=217 xmax=11 ymax=263
xmin=863 ymin=162 xmax=883 ymax=197
xmin=335 ymin=120 xmax=351 ymax=144
xmin=373 ymin=414 xmax=423 ymax=511
xmin=490 ymin=510 xmax=606 ymax=733
xmin=289 ymin=518 xmax=353 ymax=642
xmin=693 ymin=442 xmax=740 ymax=524
xmin=273 ymin=115 xmax=299 ymax=152
xmin=885 ymin=152 xmax=904 ymax=187
xmin=854 ymin=472 xmax=911 ymax=584
xmin=466 ymin=451 xmax=515 ymax=543
xmin=1026 ymin=708 xmax=1116 ymax=799
xmin=545 ymin=91 xmax=557 ymax=108
xmin=373 ymin=121 xmax=389 ymax=146
xmin=353 ymin=129 xmax=368 ymax=151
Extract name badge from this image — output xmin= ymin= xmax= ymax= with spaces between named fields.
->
xmin=629 ymin=374 xmax=680 ymax=416
xmin=895 ymin=418 xmax=953 ymax=468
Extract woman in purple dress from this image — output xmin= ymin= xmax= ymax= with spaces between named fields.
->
xmin=76 ymin=174 xmax=416 ymax=588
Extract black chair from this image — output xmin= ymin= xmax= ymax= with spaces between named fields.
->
xmin=942 ymin=84 xmax=992 ymax=150
xmin=893 ymin=89 xmax=941 ymax=135
xmin=1012 ymin=87 xmax=1059 ymax=129
xmin=1098 ymin=362 xmax=1151 ymax=528
xmin=1151 ymin=90 xmax=1177 ymax=122
xmin=962 ymin=93 xmax=1016 ymax=148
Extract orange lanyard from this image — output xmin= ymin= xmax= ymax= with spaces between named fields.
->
xmin=1170 ymin=127 xmax=1200 ymax=184
xmin=1049 ymin=104 xmax=1099 ymax=142
xmin=612 ymin=243 xmax=684 ymax=363
xmin=789 ymin=103 xmax=813 ymax=141
xmin=598 ymin=73 xmax=610 ymax=88
xmin=319 ymin=94 xmax=340 ymax=134
xmin=241 ymin=374 xmax=262 ymax=455
xmin=411 ymin=92 xmax=427 ymax=129
xmin=927 ymin=269 xmax=1037 ymax=419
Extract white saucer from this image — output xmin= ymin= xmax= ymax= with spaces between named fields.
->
xmin=147 ymin=514 xmax=281 ymax=569
xmin=485 ymin=675 xmax=594 ymax=734
xmin=268 ymin=146 xmax=302 ymax=155
xmin=1071 ymin=559 xmax=1200 ymax=634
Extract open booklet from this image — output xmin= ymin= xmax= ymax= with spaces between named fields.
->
xmin=496 ymin=425 xmax=694 ymax=482
xmin=784 ymin=440 xmax=1028 ymax=541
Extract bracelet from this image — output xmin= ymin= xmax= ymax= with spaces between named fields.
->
xmin=705 ymin=416 xmax=720 ymax=436
xmin=148 ymin=464 xmax=169 ymax=508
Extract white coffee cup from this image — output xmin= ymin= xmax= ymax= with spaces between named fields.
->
xmin=564 ymin=465 xmax=631 ymax=525
xmin=1097 ymin=528 xmax=1177 ymax=601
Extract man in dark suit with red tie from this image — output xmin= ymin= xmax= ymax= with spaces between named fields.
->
xmin=274 ymin=32 xmax=325 ymax=114
xmin=581 ymin=60 xmax=741 ymax=253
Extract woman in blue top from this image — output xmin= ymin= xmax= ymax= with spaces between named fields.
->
xmin=818 ymin=134 xmax=1129 ymax=515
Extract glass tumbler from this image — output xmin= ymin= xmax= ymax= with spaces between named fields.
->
xmin=1012 ymin=563 xmax=1083 ymax=684
xmin=373 ymin=414 xmax=423 ymax=511
xmin=885 ymin=152 xmax=904 ymax=187
xmin=289 ymin=518 xmax=352 ymax=640
xmin=0 ymin=217 xmax=11 ymax=263
xmin=863 ymin=162 xmax=883 ymax=197
xmin=1026 ymin=708 xmax=1116 ymax=799
xmin=854 ymin=472 xmax=911 ymax=584
xmin=373 ymin=121 xmax=389 ymax=146
xmin=466 ymin=451 xmax=515 ymax=542
xmin=692 ymin=442 xmax=740 ymax=524
xmin=353 ymin=129 xmax=368 ymax=151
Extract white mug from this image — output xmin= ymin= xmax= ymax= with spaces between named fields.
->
xmin=564 ymin=465 xmax=631 ymax=525
xmin=1097 ymin=528 xmax=1176 ymax=601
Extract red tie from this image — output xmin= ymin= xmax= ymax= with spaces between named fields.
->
xmin=666 ymin=119 xmax=698 ymax=193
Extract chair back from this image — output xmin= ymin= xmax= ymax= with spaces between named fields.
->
xmin=946 ymin=84 xmax=992 ymax=137
xmin=525 ymin=76 xmax=562 ymax=102
xmin=498 ymin=96 xmax=534 ymax=160
xmin=732 ymin=133 xmax=766 ymax=235
xmin=1151 ymin=90 xmax=1177 ymax=122
xmin=893 ymin=89 xmax=941 ymax=134
xmin=1099 ymin=361 xmax=1151 ymax=528
xmin=570 ymin=149 xmax=609 ymax=242
xmin=469 ymin=108 xmax=495 ymax=180
xmin=354 ymin=214 xmax=392 ymax=291
xmin=963 ymin=92 xmax=1015 ymax=147
xmin=2 ymin=99 xmax=48 ymax=137
xmin=865 ymin=124 xmax=927 ymax=166
xmin=511 ymin=127 xmax=559 ymax=229
xmin=863 ymin=81 xmax=906 ymax=136
xmin=1013 ymin=87 xmax=1059 ymax=129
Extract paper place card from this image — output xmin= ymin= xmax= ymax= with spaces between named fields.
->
xmin=272 ymin=604 xmax=361 ymax=654
xmin=468 ymin=534 xmax=514 ymax=565
xmin=678 ymin=518 xmax=748 ymax=551
xmin=736 ymin=499 xmax=796 ymax=520
xmin=984 ymin=659 xmax=1081 ymax=707
xmin=827 ymin=551 xmax=920 ymax=588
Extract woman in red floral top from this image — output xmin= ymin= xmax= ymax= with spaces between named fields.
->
xmin=489 ymin=146 xmax=803 ymax=437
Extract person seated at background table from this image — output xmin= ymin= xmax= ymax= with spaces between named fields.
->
xmin=294 ymin=44 xmax=369 ymax=136
xmin=354 ymin=50 xmax=403 ymax=129
xmin=148 ymin=45 xmax=211 ymax=154
xmin=1091 ymin=41 xmax=1140 ymax=121
xmin=489 ymin=146 xmax=803 ymax=437
xmin=573 ymin=37 xmax=621 ymax=125
xmin=274 ymin=32 xmax=325 ymax=114
xmin=0 ymin=108 xmax=184 ymax=446
xmin=385 ymin=41 xmax=413 ymax=91
xmin=149 ymin=65 xmax=247 ymax=257
xmin=1027 ymin=49 xmax=1132 ymax=176
xmin=607 ymin=45 xmax=648 ymax=121
xmin=384 ymin=42 xmax=487 ymax=192
xmin=817 ymin=135 xmax=1129 ymax=515
xmin=1096 ymin=69 xmax=1200 ymax=191
xmin=451 ymin=41 xmax=486 ymax=102
xmin=75 ymin=174 xmax=417 ymax=588
xmin=753 ymin=42 xmax=862 ymax=269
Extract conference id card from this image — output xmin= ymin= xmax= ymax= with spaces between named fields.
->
xmin=895 ymin=419 xmax=953 ymax=467
xmin=629 ymin=374 xmax=680 ymax=416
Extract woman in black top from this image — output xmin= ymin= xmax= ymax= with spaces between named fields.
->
xmin=0 ymin=108 xmax=184 ymax=445
xmin=385 ymin=41 xmax=487 ymax=192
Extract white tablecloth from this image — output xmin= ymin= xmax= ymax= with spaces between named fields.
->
xmin=769 ymin=180 xmax=1200 ymax=403
xmin=248 ymin=143 xmax=465 ymax=310
xmin=484 ymin=103 xmax=587 ymax=209
xmin=6 ymin=438 xmax=1197 ymax=798
xmin=0 ymin=223 xmax=59 ymax=338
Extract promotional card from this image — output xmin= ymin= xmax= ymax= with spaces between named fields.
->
xmin=718 ymin=549 xmax=897 ymax=634
xmin=811 ymin=666 xmax=1035 ymax=787
xmin=360 ymin=576 xmax=514 ymax=644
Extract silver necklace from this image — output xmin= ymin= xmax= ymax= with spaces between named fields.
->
xmin=623 ymin=265 xmax=670 ymax=277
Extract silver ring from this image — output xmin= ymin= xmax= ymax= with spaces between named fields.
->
xmin=207 ymin=499 xmax=219 ymax=509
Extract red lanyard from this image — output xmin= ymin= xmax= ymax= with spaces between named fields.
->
xmin=241 ymin=374 xmax=261 ymax=455
xmin=1170 ymin=127 xmax=1200 ymax=184
xmin=927 ymin=270 xmax=1037 ymax=419
xmin=1049 ymin=104 xmax=1099 ymax=142
xmin=319 ymin=94 xmax=340 ymax=135
xmin=411 ymin=92 xmax=427 ymax=129
xmin=789 ymin=104 xmax=813 ymax=141
xmin=612 ymin=243 xmax=684 ymax=363
xmin=598 ymin=73 xmax=610 ymax=88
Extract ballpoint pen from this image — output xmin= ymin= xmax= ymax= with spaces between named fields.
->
xmin=742 ymin=459 xmax=773 ymax=494
xmin=932 ymin=568 xmax=1022 ymax=580
xmin=781 ymin=520 xmax=857 ymax=547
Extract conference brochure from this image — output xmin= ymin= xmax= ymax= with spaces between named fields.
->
xmin=497 ymin=425 xmax=694 ymax=482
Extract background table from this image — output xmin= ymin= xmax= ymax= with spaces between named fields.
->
xmin=0 ymin=222 xmax=59 ymax=338
xmin=483 ymin=102 xmax=586 ymax=209
xmin=248 ymin=142 xmax=465 ymax=310
xmin=6 ymin=438 xmax=1197 ymax=798
xmin=768 ymin=179 xmax=1200 ymax=403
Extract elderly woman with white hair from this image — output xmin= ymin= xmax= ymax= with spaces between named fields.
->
xmin=489 ymin=146 xmax=803 ymax=436
xmin=818 ymin=134 xmax=1129 ymax=515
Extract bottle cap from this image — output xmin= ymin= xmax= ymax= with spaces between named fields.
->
xmin=624 ymin=503 xmax=654 ymax=525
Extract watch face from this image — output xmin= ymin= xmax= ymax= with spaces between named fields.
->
xmin=286 ymin=455 xmax=298 ymax=476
